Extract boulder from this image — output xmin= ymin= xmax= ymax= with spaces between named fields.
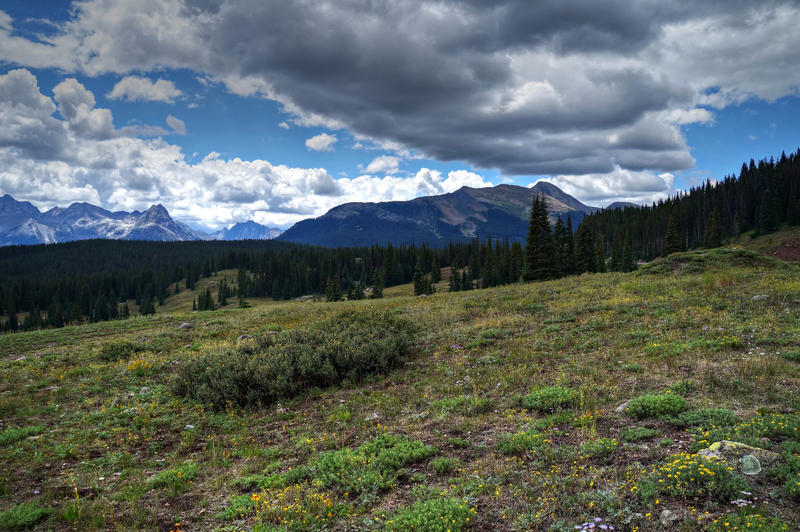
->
xmin=178 ymin=322 xmax=192 ymax=330
xmin=698 ymin=440 xmax=782 ymax=476
xmin=237 ymin=334 xmax=254 ymax=342
xmin=659 ymin=509 xmax=679 ymax=527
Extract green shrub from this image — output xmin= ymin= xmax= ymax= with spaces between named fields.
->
xmin=429 ymin=457 xmax=458 ymax=475
xmin=522 ymin=386 xmax=578 ymax=413
xmin=0 ymin=425 xmax=44 ymax=446
xmin=637 ymin=453 xmax=748 ymax=503
xmin=706 ymin=511 xmax=790 ymax=531
xmin=385 ymin=497 xmax=476 ymax=531
xmin=219 ymin=494 xmax=256 ymax=520
xmin=0 ymin=502 xmax=50 ymax=530
xmin=621 ymin=427 xmax=658 ymax=442
xmin=173 ymin=310 xmax=416 ymax=409
xmin=782 ymin=350 xmax=800 ymax=363
xmin=98 ymin=341 xmax=142 ymax=361
xmin=445 ymin=437 xmax=470 ymax=448
xmin=148 ymin=462 xmax=199 ymax=495
xmin=623 ymin=363 xmax=644 ymax=372
xmin=626 ymin=393 xmax=688 ymax=419
xmin=496 ymin=430 xmax=551 ymax=459
xmin=580 ymin=438 xmax=618 ymax=461
xmin=678 ymin=408 xmax=738 ymax=428
xmin=432 ymin=396 xmax=493 ymax=416
xmin=309 ymin=433 xmax=435 ymax=497
xmin=233 ymin=473 xmax=289 ymax=492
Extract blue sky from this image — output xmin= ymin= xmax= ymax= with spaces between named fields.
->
xmin=0 ymin=1 xmax=798 ymax=230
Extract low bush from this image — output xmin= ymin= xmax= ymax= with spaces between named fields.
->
xmin=429 ymin=457 xmax=458 ymax=475
xmin=98 ymin=341 xmax=142 ymax=361
xmin=637 ymin=452 xmax=748 ymax=503
xmin=149 ymin=462 xmax=199 ymax=496
xmin=522 ymin=386 xmax=578 ymax=413
xmin=621 ymin=427 xmax=659 ymax=442
xmin=433 ymin=396 xmax=493 ymax=416
xmin=0 ymin=425 xmax=44 ymax=446
xmin=706 ymin=511 xmax=790 ymax=531
xmin=626 ymin=393 xmax=688 ymax=419
xmin=0 ymin=502 xmax=50 ymax=530
xmin=173 ymin=310 xmax=416 ymax=409
xmin=385 ymin=497 xmax=476 ymax=531
xmin=308 ymin=433 xmax=435 ymax=497
xmin=496 ymin=430 xmax=551 ymax=460
xmin=580 ymin=438 xmax=618 ymax=461
xmin=782 ymin=349 xmax=800 ymax=363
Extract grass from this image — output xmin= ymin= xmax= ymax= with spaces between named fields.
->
xmin=0 ymin=248 xmax=799 ymax=529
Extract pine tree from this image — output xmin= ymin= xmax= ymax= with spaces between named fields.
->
xmin=523 ymin=196 xmax=555 ymax=281
xmin=413 ymin=268 xmax=425 ymax=295
xmin=575 ymin=221 xmax=596 ymax=273
xmin=325 ymin=276 xmax=342 ymax=302
xmin=610 ymin=227 xmax=624 ymax=271
xmin=662 ymin=215 xmax=681 ymax=256
xmin=369 ymin=270 xmax=384 ymax=299
xmin=704 ymin=210 xmax=722 ymax=248
xmin=430 ymin=259 xmax=441 ymax=284
xmin=621 ymin=231 xmax=635 ymax=272
xmin=449 ymin=269 xmax=461 ymax=292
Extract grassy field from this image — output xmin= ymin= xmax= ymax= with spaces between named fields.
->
xmin=1 ymin=248 xmax=799 ymax=531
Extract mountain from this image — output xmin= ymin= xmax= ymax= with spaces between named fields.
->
xmin=278 ymin=182 xmax=600 ymax=247
xmin=215 ymin=220 xmax=282 ymax=240
xmin=0 ymin=196 xmax=210 ymax=246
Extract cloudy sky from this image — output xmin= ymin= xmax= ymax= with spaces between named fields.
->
xmin=1 ymin=0 xmax=799 ymax=231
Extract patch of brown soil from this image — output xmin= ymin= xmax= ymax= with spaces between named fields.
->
xmin=768 ymin=238 xmax=800 ymax=261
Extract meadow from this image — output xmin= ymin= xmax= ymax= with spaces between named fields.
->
xmin=1 ymin=247 xmax=799 ymax=531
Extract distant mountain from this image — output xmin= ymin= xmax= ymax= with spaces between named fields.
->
xmin=215 ymin=220 xmax=282 ymax=240
xmin=278 ymin=182 xmax=600 ymax=247
xmin=605 ymin=201 xmax=638 ymax=210
xmin=0 ymin=196 xmax=209 ymax=246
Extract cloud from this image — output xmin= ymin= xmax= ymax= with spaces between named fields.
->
xmin=305 ymin=133 xmax=337 ymax=152
xmin=53 ymin=78 xmax=114 ymax=140
xmin=166 ymin=114 xmax=186 ymax=135
xmin=107 ymin=76 xmax=183 ymax=103
xmin=364 ymin=155 xmax=400 ymax=175
xmin=543 ymin=167 xmax=677 ymax=206
xmin=1 ymin=1 xmax=800 ymax=185
xmin=277 ymin=121 xmax=289 ymax=129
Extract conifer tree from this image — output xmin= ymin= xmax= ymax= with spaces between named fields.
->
xmin=523 ymin=196 xmax=555 ymax=281
xmin=325 ymin=276 xmax=342 ymax=302
xmin=662 ymin=215 xmax=681 ymax=256
xmin=575 ymin=221 xmax=596 ymax=273
xmin=369 ymin=270 xmax=384 ymax=299
xmin=704 ymin=210 xmax=722 ymax=248
xmin=449 ymin=269 xmax=461 ymax=292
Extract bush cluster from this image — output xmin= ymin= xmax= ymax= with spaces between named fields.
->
xmin=173 ymin=310 xmax=416 ymax=409
xmin=637 ymin=453 xmax=748 ymax=503
xmin=625 ymin=393 xmax=688 ymax=419
xmin=522 ymin=385 xmax=579 ymax=413
xmin=385 ymin=497 xmax=476 ymax=531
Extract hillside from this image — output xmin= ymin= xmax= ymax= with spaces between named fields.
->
xmin=278 ymin=182 xmax=599 ymax=247
xmin=1 ymin=250 xmax=799 ymax=530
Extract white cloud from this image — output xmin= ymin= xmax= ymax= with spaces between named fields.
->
xmin=107 ymin=76 xmax=182 ymax=103
xmin=53 ymin=78 xmax=114 ymax=140
xmin=544 ymin=167 xmax=676 ymax=206
xmin=278 ymin=121 xmax=290 ymax=129
xmin=441 ymin=170 xmax=493 ymax=192
xmin=305 ymin=133 xmax=338 ymax=152
xmin=364 ymin=155 xmax=400 ymax=175
xmin=166 ymin=114 xmax=186 ymax=135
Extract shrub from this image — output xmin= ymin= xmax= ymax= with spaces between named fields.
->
xmin=637 ymin=453 xmax=748 ymax=503
xmin=706 ymin=511 xmax=790 ymax=531
xmin=173 ymin=310 xmax=416 ymax=409
xmin=429 ymin=457 xmax=458 ymax=475
xmin=0 ymin=502 xmax=50 ymax=530
xmin=0 ymin=425 xmax=44 ymax=446
xmin=496 ymin=430 xmax=551 ymax=460
xmin=626 ymin=393 xmax=688 ymax=419
xmin=250 ymin=484 xmax=349 ymax=530
xmin=580 ymin=438 xmax=618 ymax=461
xmin=621 ymin=427 xmax=658 ymax=442
xmin=678 ymin=408 xmax=738 ymax=428
xmin=432 ymin=396 xmax=493 ymax=416
xmin=98 ymin=341 xmax=142 ymax=361
xmin=309 ymin=433 xmax=435 ymax=497
xmin=385 ymin=497 xmax=476 ymax=531
xmin=782 ymin=350 xmax=800 ymax=363
xmin=149 ymin=462 xmax=199 ymax=496
xmin=522 ymin=386 xmax=578 ymax=413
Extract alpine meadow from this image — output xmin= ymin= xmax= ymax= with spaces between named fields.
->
xmin=2 ymin=1 xmax=800 ymax=531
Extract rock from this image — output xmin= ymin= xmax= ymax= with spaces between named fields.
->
xmin=614 ymin=401 xmax=630 ymax=413
xmin=659 ymin=509 xmax=679 ymax=527
xmin=184 ymin=424 xmax=195 ymax=430
xmin=138 ymin=386 xmax=150 ymax=395
xmin=698 ymin=440 xmax=782 ymax=476
xmin=178 ymin=322 xmax=192 ymax=330
xmin=364 ymin=412 xmax=381 ymax=423
xmin=237 ymin=334 xmax=254 ymax=342
xmin=752 ymin=294 xmax=768 ymax=301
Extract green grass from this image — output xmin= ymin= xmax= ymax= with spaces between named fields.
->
xmin=1 ymin=248 xmax=799 ymax=529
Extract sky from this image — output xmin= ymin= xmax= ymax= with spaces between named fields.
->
xmin=0 ymin=1 xmax=799 ymax=232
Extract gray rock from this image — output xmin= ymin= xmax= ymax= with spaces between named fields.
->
xmin=178 ymin=322 xmax=192 ymax=330
xmin=698 ymin=440 xmax=782 ymax=477
xmin=365 ymin=412 xmax=381 ymax=423
xmin=138 ymin=386 xmax=150 ymax=395
xmin=614 ymin=401 xmax=629 ymax=413
xmin=752 ymin=294 xmax=768 ymax=301
xmin=659 ymin=509 xmax=679 ymax=527
xmin=237 ymin=334 xmax=254 ymax=342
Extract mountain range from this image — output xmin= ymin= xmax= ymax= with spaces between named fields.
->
xmin=0 ymin=194 xmax=281 ymax=246
xmin=0 ymin=183 xmax=632 ymax=247
xmin=277 ymin=182 xmax=618 ymax=247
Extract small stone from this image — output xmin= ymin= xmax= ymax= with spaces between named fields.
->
xmin=139 ymin=386 xmax=150 ymax=395
xmin=614 ymin=401 xmax=630 ymax=413
xmin=237 ymin=334 xmax=254 ymax=342
xmin=185 ymin=424 xmax=195 ymax=430
xmin=178 ymin=322 xmax=192 ymax=330
xmin=752 ymin=294 xmax=768 ymax=301
xmin=659 ymin=509 xmax=679 ymax=527
xmin=365 ymin=412 xmax=381 ymax=423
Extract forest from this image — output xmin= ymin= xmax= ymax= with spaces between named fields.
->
xmin=2 ymin=149 xmax=798 ymax=332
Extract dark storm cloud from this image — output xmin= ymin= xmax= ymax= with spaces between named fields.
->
xmin=1 ymin=0 xmax=798 ymax=178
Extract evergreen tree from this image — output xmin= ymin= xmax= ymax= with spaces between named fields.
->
xmin=430 ymin=259 xmax=441 ymax=284
xmin=757 ymin=187 xmax=779 ymax=234
xmin=413 ymin=268 xmax=425 ymax=295
xmin=565 ymin=216 xmax=576 ymax=275
xmin=325 ymin=276 xmax=342 ymax=302
xmin=662 ymin=215 xmax=681 ymax=256
xmin=552 ymin=217 xmax=568 ymax=277
xmin=704 ymin=210 xmax=722 ymax=248
xmin=575 ymin=221 xmax=596 ymax=273
xmin=610 ymin=227 xmax=624 ymax=271
xmin=621 ymin=231 xmax=635 ymax=272
xmin=523 ymin=196 xmax=555 ymax=281
xmin=369 ymin=270 xmax=384 ymax=299
xmin=449 ymin=269 xmax=461 ymax=292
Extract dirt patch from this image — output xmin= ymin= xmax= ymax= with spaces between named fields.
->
xmin=768 ymin=238 xmax=800 ymax=261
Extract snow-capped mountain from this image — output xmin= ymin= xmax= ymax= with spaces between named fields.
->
xmin=214 ymin=220 xmax=283 ymax=240
xmin=0 ymin=196 xmax=209 ymax=246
